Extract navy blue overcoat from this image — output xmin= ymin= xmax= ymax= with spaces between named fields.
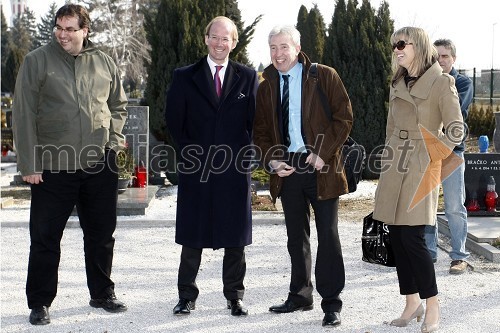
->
xmin=165 ymin=56 xmax=258 ymax=249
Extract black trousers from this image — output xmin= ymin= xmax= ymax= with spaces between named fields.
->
xmin=26 ymin=152 xmax=118 ymax=308
xmin=177 ymin=245 xmax=246 ymax=301
xmin=279 ymin=154 xmax=345 ymax=313
xmin=388 ymin=225 xmax=438 ymax=299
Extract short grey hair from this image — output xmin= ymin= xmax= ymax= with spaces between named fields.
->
xmin=434 ymin=38 xmax=456 ymax=58
xmin=268 ymin=25 xmax=301 ymax=46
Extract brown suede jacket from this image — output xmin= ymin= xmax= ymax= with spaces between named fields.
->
xmin=253 ymin=52 xmax=353 ymax=202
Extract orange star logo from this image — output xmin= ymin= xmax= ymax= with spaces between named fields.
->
xmin=408 ymin=125 xmax=464 ymax=210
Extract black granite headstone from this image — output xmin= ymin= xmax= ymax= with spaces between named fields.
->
xmin=122 ymin=106 xmax=149 ymax=185
xmin=464 ymin=153 xmax=500 ymax=216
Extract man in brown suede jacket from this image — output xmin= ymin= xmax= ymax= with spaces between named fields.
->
xmin=253 ymin=25 xmax=353 ymax=327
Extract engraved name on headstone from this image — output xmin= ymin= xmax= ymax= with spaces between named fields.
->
xmin=464 ymin=153 xmax=500 ymax=215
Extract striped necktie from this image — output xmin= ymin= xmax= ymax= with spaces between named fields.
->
xmin=281 ymin=74 xmax=290 ymax=147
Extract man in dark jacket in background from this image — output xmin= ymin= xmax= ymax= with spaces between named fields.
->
xmin=424 ymin=38 xmax=473 ymax=274
xmin=165 ymin=16 xmax=258 ymax=317
xmin=253 ymin=25 xmax=352 ymax=327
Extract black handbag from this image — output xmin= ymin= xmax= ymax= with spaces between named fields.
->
xmin=361 ymin=212 xmax=396 ymax=267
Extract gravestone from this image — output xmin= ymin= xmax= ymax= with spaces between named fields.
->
xmin=464 ymin=153 xmax=500 ymax=216
xmin=1 ymin=127 xmax=16 ymax=163
xmin=122 ymin=106 xmax=149 ymax=185
xmin=148 ymin=132 xmax=166 ymax=185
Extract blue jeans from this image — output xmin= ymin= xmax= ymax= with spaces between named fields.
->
xmin=424 ymin=151 xmax=470 ymax=261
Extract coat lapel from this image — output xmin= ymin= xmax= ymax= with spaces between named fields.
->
xmin=192 ymin=57 xmax=219 ymax=109
xmin=220 ymin=60 xmax=240 ymax=102
xmin=410 ymin=62 xmax=442 ymax=100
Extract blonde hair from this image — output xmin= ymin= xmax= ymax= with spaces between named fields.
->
xmin=205 ymin=16 xmax=239 ymax=43
xmin=391 ymin=26 xmax=437 ymax=87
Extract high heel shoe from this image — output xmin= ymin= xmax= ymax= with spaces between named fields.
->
xmin=390 ymin=303 xmax=424 ymax=327
xmin=421 ymin=306 xmax=440 ymax=332
xmin=421 ymin=321 xmax=439 ymax=333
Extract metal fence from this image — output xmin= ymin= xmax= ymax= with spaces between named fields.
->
xmin=458 ymin=68 xmax=500 ymax=106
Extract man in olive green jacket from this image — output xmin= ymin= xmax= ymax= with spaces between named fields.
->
xmin=12 ymin=4 xmax=128 ymax=326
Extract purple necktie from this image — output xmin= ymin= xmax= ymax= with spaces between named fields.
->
xmin=214 ymin=65 xmax=223 ymax=97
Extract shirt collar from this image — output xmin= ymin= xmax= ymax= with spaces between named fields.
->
xmin=206 ymin=56 xmax=228 ymax=73
xmin=279 ymin=62 xmax=302 ymax=80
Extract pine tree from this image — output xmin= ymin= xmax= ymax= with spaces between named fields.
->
xmin=325 ymin=0 xmax=393 ymax=153
xmin=21 ymin=8 xmax=37 ymax=51
xmin=306 ymin=4 xmax=326 ymax=63
xmin=296 ymin=6 xmax=310 ymax=56
xmin=1 ymin=8 xmax=10 ymax=92
xmin=225 ymin=0 xmax=262 ymax=66
xmin=3 ymin=47 xmax=25 ymax=93
xmin=9 ymin=9 xmax=36 ymax=54
xmin=3 ymin=10 xmax=36 ymax=93
xmin=34 ymin=2 xmax=58 ymax=49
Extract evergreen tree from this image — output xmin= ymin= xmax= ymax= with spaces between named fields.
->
xmin=3 ymin=10 xmax=36 ymax=93
xmin=35 ymin=2 xmax=58 ymax=49
xmin=1 ymin=8 xmax=10 ymax=92
xmin=225 ymin=0 xmax=262 ymax=66
xmin=144 ymin=0 xmax=190 ymax=141
xmin=306 ymin=4 xmax=326 ymax=63
xmin=9 ymin=9 xmax=36 ymax=54
xmin=296 ymin=5 xmax=310 ymax=56
xmin=325 ymin=0 xmax=392 ymax=153
xmin=3 ymin=47 xmax=25 ymax=93
xmin=21 ymin=8 xmax=37 ymax=51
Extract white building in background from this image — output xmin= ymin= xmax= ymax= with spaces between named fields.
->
xmin=9 ymin=0 xmax=27 ymax=25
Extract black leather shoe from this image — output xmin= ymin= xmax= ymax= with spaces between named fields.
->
xmin=89 ymin=293 xmax=127 ymax=313
xmin=229 ymin=299 xmax=248 ymax=316
xmin=29 ymin=306 xmax=50 ymax=325
xmin=269 ymin=299 xmax=313 ymax=313
xmin=173 ymin=298 xmax=195 ymax=315
xmin=322 ymin=312 xmax=341 ymax=327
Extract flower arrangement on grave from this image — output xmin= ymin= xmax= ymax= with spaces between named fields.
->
xmin=116 ymin=147 xmax=135 ymax=180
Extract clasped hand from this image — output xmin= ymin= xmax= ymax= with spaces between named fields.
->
xmin=270 ymin=153 xmax=325 ymax=177
xmin=22 ymin=174 xmax=43 ymax=184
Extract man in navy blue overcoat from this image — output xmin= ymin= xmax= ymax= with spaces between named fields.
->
xmin=165 ymin=16 xmax=258 ymax=317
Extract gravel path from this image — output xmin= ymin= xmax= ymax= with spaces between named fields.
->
xmin=2 ymin=163 xmax=500 ymax=332
xmin=2 ymin=218 xmax=500 ymax=332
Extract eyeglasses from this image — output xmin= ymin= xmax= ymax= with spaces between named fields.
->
xmin=392 ymin=40 xmax=413 ymax=50
xmin=208 ymin=35 xmax=232 ymax=45
xmin=53 ymin=26 xmax=81 ymax=34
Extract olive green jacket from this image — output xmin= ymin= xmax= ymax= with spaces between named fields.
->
xmin=12 ymin=39 xmax=127 ymax=175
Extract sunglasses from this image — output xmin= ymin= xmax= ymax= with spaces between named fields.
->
xmin=392 ymin=40 xmax=413 ymax=50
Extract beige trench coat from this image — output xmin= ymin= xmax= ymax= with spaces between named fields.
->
xmin=373 ymin=62 xmax=464 ymax=226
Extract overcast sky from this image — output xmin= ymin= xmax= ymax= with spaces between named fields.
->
xmin=2 ymin=0 xmax=499 ymax=70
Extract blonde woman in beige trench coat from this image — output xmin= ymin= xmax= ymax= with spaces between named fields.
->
xmin=373 ymin=27 xmax=464 ymax=333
